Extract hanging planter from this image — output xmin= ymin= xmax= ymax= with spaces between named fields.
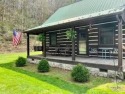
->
xmin=34 ymin=34 xmax=45 ymax=51
xmin=66 ymin=28 xmax=76 ymax=41
xmin=37 ymin=33 xmax=45 ymax=42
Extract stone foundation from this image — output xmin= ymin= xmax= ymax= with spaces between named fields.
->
xmin=27 ymin=58 xmax=124 ymax=79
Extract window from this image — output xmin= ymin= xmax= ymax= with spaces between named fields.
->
xmin=78 ymin=31 xmax=87 ymax=54
xmin=99 ymin=27 xmax=114 ymax=46
xmin=50 ymin=33 xmax=57 ymax=46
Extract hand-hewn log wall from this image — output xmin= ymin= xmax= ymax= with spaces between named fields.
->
xmin=88 ymin=22 xmax=125 ymax=58
xmin=46 ymin=30 xmax=78 ymax=55
xmin=88 ymin=28 xmax=99 ymax=56
xmin=115 ymin=25 xmax=125 ymax=58
xmin=88 ymin=23 xmax=117 ymax=58
xmin=45 ymin=17 xmax=125 ymax=58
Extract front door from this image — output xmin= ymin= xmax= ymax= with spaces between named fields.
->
xmin=78 ymin=31 xmax=87 ymax=55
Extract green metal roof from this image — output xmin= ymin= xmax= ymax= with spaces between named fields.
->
xmin=26 ymin=0 xmax=125 ymax=32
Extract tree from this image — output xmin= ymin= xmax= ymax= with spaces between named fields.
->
xmin=0 ymin=0 xmax=76 ymax=33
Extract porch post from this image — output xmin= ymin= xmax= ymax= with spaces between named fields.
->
xmin=72 ymin=38 xmax=75 ymax=61
xmin=27 ymin=33 xmax=30 ymax=58
xmin=72 ymin=28 xmax=75 ymax=61
xmin=43 ymin=32 xmax=46 ymax=57
xmin=117 ymin=15 xmax=123 ymax=71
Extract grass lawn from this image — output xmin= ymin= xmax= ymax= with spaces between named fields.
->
xmin=0 ymin=52 xmax=72 ymax=94
xmin=0 ymin=52 xmax=115 ymax=94
xmin=20 ymin=63 xmax=112 ymax=87
xmin=0 ymin=52 xmax=41 ymax=64
xmin=0 ymin=67 xmax=71 ymax=94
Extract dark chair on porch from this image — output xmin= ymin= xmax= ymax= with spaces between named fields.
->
xmin=64 ymin=47 xmax=71 ymax=56
xmin=54 ymin=44 xmax=61 ymax=55
xmin=60 ymin=44 xmax=71 ymax=56
xmin=55 ymin=47 xmax=60 ymax=55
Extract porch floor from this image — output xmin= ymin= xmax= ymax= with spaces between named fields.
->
xmin=28 ymin=54 xmax=125 ymax=70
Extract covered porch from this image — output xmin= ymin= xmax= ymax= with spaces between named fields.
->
xmin=25 ymin=15 xmax=124 ymax=72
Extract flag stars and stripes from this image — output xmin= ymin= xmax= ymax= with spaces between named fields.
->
xmin=12 ymin=29 xmax=22 ymax=46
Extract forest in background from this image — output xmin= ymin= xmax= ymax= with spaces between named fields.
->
xmin=0 ymin=0 xmax=81 ymax=53
xmin=0 ymin=0 xmax=81 ymax=40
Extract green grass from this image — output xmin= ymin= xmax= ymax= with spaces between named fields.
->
xmin=0 ymin=52 xmax=41 ymax=64
xmin=19 ymin=62 xmax=111 ymax=87
xmin=0 ymin=62 xmax=88 ymax=94
xmin=0 ymin=52 xmax=113 ymax=94
xmin=0 ymin=67 xmax=71 ymax=94
xmin=0 ymin=52 xmax=72 ymax=94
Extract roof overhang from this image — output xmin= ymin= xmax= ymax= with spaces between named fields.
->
xmin=24 ymin=7 xmax=125 ymax=34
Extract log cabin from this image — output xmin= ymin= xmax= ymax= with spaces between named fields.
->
xmin=24 ymin=0 xmax=125 ymax=78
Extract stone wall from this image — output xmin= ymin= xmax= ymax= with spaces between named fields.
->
xmin=27 ymin=58 xmax=124 ymax=79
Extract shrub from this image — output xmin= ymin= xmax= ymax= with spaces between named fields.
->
xmin=71 ymin=64 xmax=90 ymax=82
xmin=15 ymin=57 xmax=26 ymax=67
xmin=38 ymin=59 xmax=50 ymax=72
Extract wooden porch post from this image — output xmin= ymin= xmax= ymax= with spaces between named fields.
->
xmin=27 ymin=33 xmax=30 ymax=58
xmin=72 ymin=38 xmax=75 ymax=61
xmin=43 ymin=32 xmax=46 ymax=57
xmin=117 ymin=15 xmax=123 ymax=71
xmin=72 ymin=28 xmax=75 ymax=61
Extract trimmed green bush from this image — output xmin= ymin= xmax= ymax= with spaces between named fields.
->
xmin=71 ymin=64 xmax=90 ymax=82
xmin=38 ymin=59 xmax=50 ymax=72
xmin=15 ymin=57 xmax=26 ymax=67
xmin=87 ymin=83 xmax=125 ymax=94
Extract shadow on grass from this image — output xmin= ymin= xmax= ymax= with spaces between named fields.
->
xmin=0 ymin=62 xmax=89 ymax=94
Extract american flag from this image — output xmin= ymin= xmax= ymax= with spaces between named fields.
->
xmin=12 ymin=29 xmax=22 ymax=46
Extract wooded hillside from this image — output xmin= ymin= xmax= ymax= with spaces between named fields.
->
xmin=0 ymin=0 xmax=81 ymax=53
xmin=0 ymin=0 xmax=81 ymax=33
